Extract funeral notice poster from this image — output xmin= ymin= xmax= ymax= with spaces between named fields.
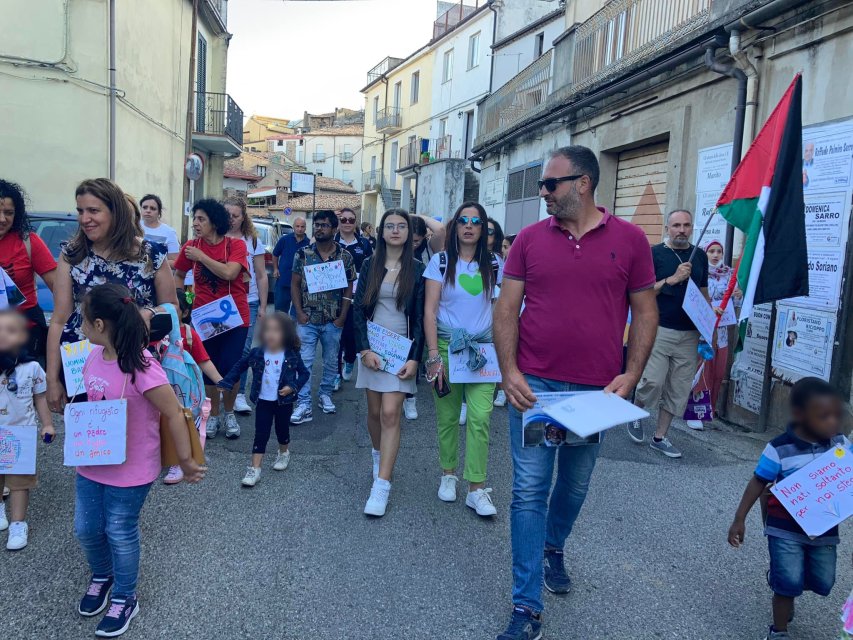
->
xmin=693 ymin=143 xmax=733 ymax=252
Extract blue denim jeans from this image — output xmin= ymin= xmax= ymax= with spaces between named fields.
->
xmin=768 ymin=535 xmax=836 ymax=597
xmin=74 ymin=474 xmax=153 ymax=599
xmin=239 ymin=299 xmax=261 ymax=394
xmin=509 ymin=375 xmax=602 ymax=613
xmin=296 ymin=322 xmax=343 ymax=405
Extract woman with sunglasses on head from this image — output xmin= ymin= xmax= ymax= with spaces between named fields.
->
xmin=334 ymin=208 xmax=373 ymax=389
xmin=423 ymin=202 xmax=502 ymax=518
xmin=353 ymin=209 xmax=425 ymax=517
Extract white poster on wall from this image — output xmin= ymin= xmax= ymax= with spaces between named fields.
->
xmin=693 ymin=143 xmax=733 ymax=252
xmin=731 ymin=304 xmax=772 ymax=414
xmin=772 ymin=304 xmax=835 ymax=382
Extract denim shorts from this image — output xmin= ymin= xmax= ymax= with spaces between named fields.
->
xmin=767 ymin=535 xmax=836 ymax=597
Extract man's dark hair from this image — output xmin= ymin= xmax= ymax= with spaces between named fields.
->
xmin=790 ymin=377 xmax=841 ymax=410
xmin=192 ymin=198 xmax=230 ymax=236
xmin=314 ymin=210 xmax=338 ymax=228
xmin=550 ymin=145 xmax=600 ymax=193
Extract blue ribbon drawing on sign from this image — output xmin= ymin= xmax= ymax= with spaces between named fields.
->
xmin=197 ymin=299 xmax=239 ymax=336
xmin=0 ymin=428 xmax=21 ymax=469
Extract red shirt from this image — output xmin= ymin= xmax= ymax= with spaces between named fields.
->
xmin=0 ymin=233 xmax=57 ymax=310
xmin=503 ymin=210 xmax=655 ymax=386
xmin=174 ymin=237 xmax=250 ymax=326
xmin=180 ymin=324 xmax=210 ymax=364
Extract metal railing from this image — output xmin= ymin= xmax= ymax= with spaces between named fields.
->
xmin=433 ymin=0 xmax=483 ymax=41
xmin=339 ymin=152 xmax=354 ymax=162
xmin=571 ymin=0 xmax=711 ymax=92
xmin=399 ymin=136 xmax=453 ymax=169
xmin=194 ymin=91 xmax=243 ymax=145
xmin=476 ymin=50 xmax=552 ymax=146
xmin=362 ymin=170 xmax=383 ymax=191
xmin=376 ymin=107 xmax=402 ymax=131
xmin=367 ymin=56 xmax=405 ymax=85
xmin=312 ymin=152 xmax=326 ymax=162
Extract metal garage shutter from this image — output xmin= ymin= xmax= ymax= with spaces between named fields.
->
xmin=614 ymin=141 xmax=668 ymax=243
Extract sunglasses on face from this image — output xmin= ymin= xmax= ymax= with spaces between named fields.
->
xmin=457 ymin=216 xmax=483 ymax=226
xmin=340 ymin=217 xmax=356 ymax=224
xmin=538 ymin=175 xmax=584 ymax=193
xmin=313 ymin=222 xmax=332 ymax=229
xmin=487 ymin=228 xmax=495 ymax=236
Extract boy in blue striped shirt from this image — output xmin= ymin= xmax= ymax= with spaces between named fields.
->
xmin=728 ymin=377 xmax=848 ymax=640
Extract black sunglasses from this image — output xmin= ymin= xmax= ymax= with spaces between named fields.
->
xmin=340 ymin=217 xmax=356 ymax=224
xmin=538 ymin=175 xmax=584 ymax=192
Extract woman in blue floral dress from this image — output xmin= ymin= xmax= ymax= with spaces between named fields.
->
xmin=45 ymin=179 xmax=178 ymax=411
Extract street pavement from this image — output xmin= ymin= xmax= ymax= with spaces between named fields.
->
xmin=1 ymin=365 xmax=848 ymax=639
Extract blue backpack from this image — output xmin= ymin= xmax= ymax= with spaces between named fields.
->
xmin=156 ymin=303 xmax=206 ymax=420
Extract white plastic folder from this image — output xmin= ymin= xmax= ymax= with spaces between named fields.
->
xmin=543 ymin=391 xmax=649 ymax=438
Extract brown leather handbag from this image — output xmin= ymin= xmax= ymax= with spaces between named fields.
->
xmin=160 ymin=407 xmax=206 ymax=466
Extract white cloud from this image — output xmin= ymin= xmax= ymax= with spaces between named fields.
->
xmin=226 ymin=0 xmax=439 ymax=118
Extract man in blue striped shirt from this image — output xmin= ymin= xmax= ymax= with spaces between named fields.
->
xmin=728 ymin=377 xmax=847 ymax=640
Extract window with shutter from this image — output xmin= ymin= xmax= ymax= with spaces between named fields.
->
xmin=195 ymin=34 xmax=208 ymax=133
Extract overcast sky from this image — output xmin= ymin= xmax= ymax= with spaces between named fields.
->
xmin=227 ymin=0 xmax=440 ymax=119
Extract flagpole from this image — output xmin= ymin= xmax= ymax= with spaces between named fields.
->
xmin=757 ymin=303 xmax=778 ymax=432
xmin=689 ymin=207 xmax=718 ymax=263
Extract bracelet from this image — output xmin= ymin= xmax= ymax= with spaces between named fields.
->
xmin=425 ymin=354 xmax=442 ymax=367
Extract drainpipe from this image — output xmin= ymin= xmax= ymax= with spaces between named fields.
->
xmin=729 ymin=31 xmax=760 ymax=162
xmin=181 ymin=0 xmax=199 ymax=243
xmin=108 ymin=0 xmax=117 ymax=180
xmin=487 ymin=1 xmax=498 ymax=93
xmin=703 ymin=45 xmax=747 ymax=267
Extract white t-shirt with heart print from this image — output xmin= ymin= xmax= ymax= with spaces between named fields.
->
xmin=423 ymin=254 xmax=501 ymax=336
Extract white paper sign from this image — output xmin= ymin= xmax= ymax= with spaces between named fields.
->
xmin=543 ymin=391 xmax=650 ymax=438
xmin=0 ymin=425 xmax=37 ymax=475
xmin=682 ymin=279 xmax=717 ymax=344
xmin=448 ymin=343 xmax=502 ymax=383
xmin=63 ymin=400 xmax=127 ymax=466
xmin=366 ymin=321 xmax=413 ymax=374
xmin=718 ymin=303 xmax=738 ymax=327
xmin=770 ymin=445 xmax=853 ymax=537
xmin=61 ymin=340 xmax=95 ymax=395
xmin=191 ymin=294 xmax=242 ymax=341
xmin=522 ymin=392 xmax=597 ymax=447
xmin=303 ymin=260 xmax=348 ymax=294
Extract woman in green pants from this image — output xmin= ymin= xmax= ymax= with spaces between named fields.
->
xmin=423 ymin=202 xmax=501 ymax=517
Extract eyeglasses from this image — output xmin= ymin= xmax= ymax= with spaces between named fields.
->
xmin=457 ymin=216 xmax=483 ymax=226
xmin=487 ymin=228 xmax=495 ymax=236
xmin=537 ymin=175 xmax=584 ymax=192
xmin=340 ymin=217 xmax=356 ymax=224
xmin=313 ymin=222 xmax=332 ymax=229
xmin=383 ymin=223 xmax=408 ymax=231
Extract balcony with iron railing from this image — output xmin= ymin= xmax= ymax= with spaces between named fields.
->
xmin=193 ymin=91 xmax=243 ymax=155
xmin=475 ymin=50 xmax=552 ymax=148
xmin=563 ymin=0 xmax=712 ymax=93
xmin=376 ymin=107 xmax=403 ymax=133
xmin=339 ymin=152 xmax=354 ymax=163
xmin=398 ymin=136 xmax=453 ymax=171
xmin=367 ymin=56 xmax=405 ymax=85
xmin=312 ymin=152 xmax=327 ymax=162
xmin=433 ymin=0 xmax=484 ymax=41
xmin=362 ymin=170 xmax=383 ymax=192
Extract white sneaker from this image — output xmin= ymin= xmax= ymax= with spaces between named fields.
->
xmin=273 ymin=450 xmax=291 ymax=471
xmin=494 ymin=390 xmax=507 ymax=407
xmin=0 ymin=504 xmax=8 ymax=531
xmin=224 ymin=412 xmax=241 ymax=439
xmin=686 ymin=420 xmax=704 ymax=430
xmin=318 ymin=394 xmax=336 ymax=414
xmin=234 ymin=394 xmax=252 ymax=414
xmin=6 ymin=521 xmax=28 ymax=550
xmin=342 ymin=362 xmax=354 ymax=381
xmin=372 ymin=449 xmax=381 ymax=481
xmin=404 ymin=397 xmax=418 ymax=420
xmin=206 ymin=415 xmax=220 ymax=439
xmin=290 ymin=403 xmax=313 ymax=425
xmin=438 ymin=474 xmax=458 ymax=502
xmin=364 ymin=479 xmax=391 ymax=517
xmin=459 ymin=403 xmax=468 ymax=425
xmin=466 ymin=488 xmax=497 ymax=517
xmin=241 ymin=466 xmax=261 ymax=487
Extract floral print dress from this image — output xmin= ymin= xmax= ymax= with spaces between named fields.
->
xmin=60 ymin=241 xmax=166 ymax=345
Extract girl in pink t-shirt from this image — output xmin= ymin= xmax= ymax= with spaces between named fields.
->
xmin=73 ymin=283 xmax=205 ymax=638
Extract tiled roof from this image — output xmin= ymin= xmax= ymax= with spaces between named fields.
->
xmin=266 ymin=134 xmax=303 ymax=141
xmin=258 ymin=166 xmax=357 ymax=194
xmin=302 ymin=124 xmax=364 ymax=137
xmin=223 ymin=166 xmax=262 ymax=181
xmin=271 ymin=193 xmax=362 ymax=213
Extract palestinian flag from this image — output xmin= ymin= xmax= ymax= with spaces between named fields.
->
xmin=716 ymin=74 xmax=808 ymax=349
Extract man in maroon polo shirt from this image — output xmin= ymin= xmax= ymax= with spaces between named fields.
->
xmin=492 ymin=146 xmax=658 ymax=640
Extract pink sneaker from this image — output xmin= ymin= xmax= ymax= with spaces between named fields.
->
xmin=163 ymin=466 xmax=183 ymax=484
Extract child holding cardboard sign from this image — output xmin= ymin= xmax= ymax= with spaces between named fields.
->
xmin=72 ymin=284 xmax=205 ymax=638
xmin=728 ymin=378 xmax=848 ymax=640
xmin=0 ymin=311 xmax=54 ymax=551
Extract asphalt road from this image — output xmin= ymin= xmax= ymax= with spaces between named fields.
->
xmin=1 ymin=366 xmax=848 ymax=639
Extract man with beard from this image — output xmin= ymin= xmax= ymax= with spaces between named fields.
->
xmin=493 ymin=146 xmax=658 ymax=640
xmin=628 ymin=209 xmax=709 ymax=458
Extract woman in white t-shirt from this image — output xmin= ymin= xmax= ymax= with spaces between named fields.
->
xmin=139 ymin=194 xmax=180 ymax=264
xmin=224 ymin=197 xmax=269 ymax=413
xmin=423 ymin=202 xmax=501 ymax=518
